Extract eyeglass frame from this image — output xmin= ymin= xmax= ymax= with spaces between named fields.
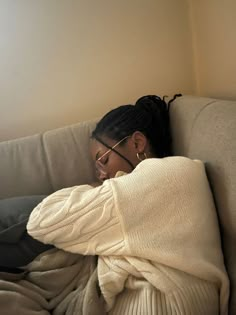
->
xmin=96 ymin=135 xmax=131 ymax=164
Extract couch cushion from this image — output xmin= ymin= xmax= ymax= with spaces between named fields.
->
xmin=170 ymin=95 xmax=236 ymax=314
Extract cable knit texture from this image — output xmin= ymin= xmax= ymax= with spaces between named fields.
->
xmin=27 ymin=157 xmax=229 ymax=314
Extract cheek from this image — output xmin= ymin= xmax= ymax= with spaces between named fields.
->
xmin=108 ymin=156 xmax=132 ymax=178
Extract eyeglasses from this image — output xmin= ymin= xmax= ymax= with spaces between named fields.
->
xmin=96 ymin=135 xmax=131 ymax=164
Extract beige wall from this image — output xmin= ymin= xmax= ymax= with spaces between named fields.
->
xmin=0 ymin=0 xmax=195 ymax=141
xmin=190 ymin=0 xmax=236 ymax=100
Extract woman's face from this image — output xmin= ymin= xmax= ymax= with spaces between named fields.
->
xmin=90 ymin=132 xmax=149 ymax=182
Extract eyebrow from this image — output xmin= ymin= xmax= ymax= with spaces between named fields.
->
xmin=95 ymin=148 xmax=110 ymax=161
xmin=95 ymin=151 xmax=101 ymax=161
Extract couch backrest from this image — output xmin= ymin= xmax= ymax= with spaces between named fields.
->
xmin=169 ymin=95 xmax=236 ymax=314
xmin=0 ymin=120 xmax=98 ymax=199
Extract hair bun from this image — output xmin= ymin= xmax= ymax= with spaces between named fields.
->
xmin=135 ymin=95 xmax=168 ymax=115
xmin=136 ymin=95 xmax=162 ymax=104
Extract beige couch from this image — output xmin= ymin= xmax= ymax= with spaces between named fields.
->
xmin=0 ymin=95 xmax=235 ymax=314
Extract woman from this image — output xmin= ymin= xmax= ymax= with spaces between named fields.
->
xmin=27 ymin=95 xmax=229 ymax=314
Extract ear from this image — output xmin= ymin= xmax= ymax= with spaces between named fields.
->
xmin=130 ymin=131 xmax=148 ymax=153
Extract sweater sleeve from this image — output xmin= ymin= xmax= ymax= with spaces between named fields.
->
xmin=27 ymin=183 xmax=126 ymax=256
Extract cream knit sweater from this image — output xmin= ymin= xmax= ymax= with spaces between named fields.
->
xmin=27 ymin=157 xmax=229 ymax=315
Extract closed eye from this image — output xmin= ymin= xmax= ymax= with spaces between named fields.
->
xmin=96 ymin=148 xmax=111 ymax=165
xmin=99 ymin=155 xmax=109 ymax=165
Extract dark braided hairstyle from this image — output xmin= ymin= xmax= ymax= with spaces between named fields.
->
xmin=91 ymin=94 xmax=182 ymax=158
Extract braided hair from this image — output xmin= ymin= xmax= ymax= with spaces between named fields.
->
xmin=91 ymin=94 xmax=181 ymax=158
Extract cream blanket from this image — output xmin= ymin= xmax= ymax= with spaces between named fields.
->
xmin=27 ymin=157 xmax=229 ymax=314
xmin=0 ymin=248 xmax=105 ymax=315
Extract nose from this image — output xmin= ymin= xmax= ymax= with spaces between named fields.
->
xmin=98 ymin=172 xmax=108 ymax=182
xmin=95 ymin=162 xmax=108 ymax=182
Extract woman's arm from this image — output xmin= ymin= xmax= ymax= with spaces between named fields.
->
xmin=27 ymin=183 xmax=126 ymax=256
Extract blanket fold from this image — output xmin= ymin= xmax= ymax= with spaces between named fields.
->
xmin=0 ymin=249 xmax=105 ymax=315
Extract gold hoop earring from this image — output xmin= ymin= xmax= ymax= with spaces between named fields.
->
xmin=136 ymin=152 xmax=147 ymax=161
